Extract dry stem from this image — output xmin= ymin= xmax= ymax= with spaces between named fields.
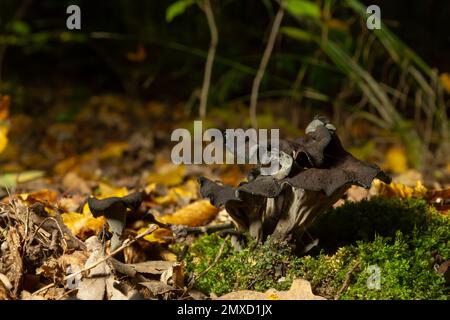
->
xmin=199 ymin=0 xmax=218 ymax=119
xmin=249 ymin=1 xmax=285 ymax=128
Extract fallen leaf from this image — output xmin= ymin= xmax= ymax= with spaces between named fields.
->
xmin=158 ymin=200 xmax=219 ymax=226
xmin=62 ymin=172 xmax=91 ymax=194
xmin=217 ymin=279 xmax=325 ymax=300
xmin=61 ymin=211 xmax=106 ymax=239
xmin=382 ymin=146 xmax=408 ymax=174
xmin=139 ymin=280 xmax=176 ymax=296
xmin=440 ymin=73 xmax=450 ymax=93
xmin=152 ymin=179 xmax=198 ymax=206
xmin=96 ymin=182 xmax=128 ymax=198
xmin=147 ymin=162 xmax=186 ymax=186
xmin=127 ymin=261 xmax=175 ymax=275
xmin=98 ymin=141 xmax=129 ymax=160
xmin=18 ymin=189 xmax=58 ymax=206
xmin=76 ymin=237 xmax=109 ymax=300
xmin=76 ymin=236 xmax=138 ymax=300
xmin=139 ymin=226 xmax=173 ymax=244
xmin=0 ymin=95 xmax=10 ymax=154
xmin=373 ymin=179 xmax=449 ymax=215
xmin=374 ymin=180 xmax=428 ymax=199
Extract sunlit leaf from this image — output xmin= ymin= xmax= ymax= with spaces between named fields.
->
xmin=152 ymin=179 xmax=198 ymax=205
xmin=159 ymin=199 xmax=219 ymax=226
xmin=0 ymin=95 xmax=10 ymax=154
xmin=382 ymin=147 xmax=408 ymax=174
xmin=147 ymin=162 xmax=186 ymax=186
xmin=280 ymin=27 xmax=314 ymax=42
xmin=440 ymin=73 xmax=450 ymax=94
xmin=284 ymin=0 xmax=321 ymax=19
xmin=61 ymin=211 xmax=106 ymax=239
xmin=166 ymin=0 xmax=196 ymax=22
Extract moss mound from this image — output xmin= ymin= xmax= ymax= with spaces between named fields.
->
xmin=183 ymin=197 xmax=450 ymax=299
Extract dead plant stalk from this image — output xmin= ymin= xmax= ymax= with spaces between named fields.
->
xmin=31 ymin=225 xmax=158 ymax=296
xmin=250 ymin=1 xmax=285 ymax=129
xmin=199 ymin=0 xmax=218 ymax=119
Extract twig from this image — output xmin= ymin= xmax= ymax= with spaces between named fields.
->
xmin=26 ymin=217 xmax=68 ymax=252
xmin=199 ymin=0 xmax=218 ymax=119
xmin=31 ymin=225 xmax=158 ymax=296
xmin=173 ymin=223 xmax=234 ymax=237
xmin=249 ymin=1 xmax=285 ymax=128
xmin=188 ymin=235 xmax=229 ymax=288
xmin=334 ymin=260 xmax=360 ymax=300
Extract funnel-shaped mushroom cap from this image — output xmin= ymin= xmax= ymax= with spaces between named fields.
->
xmin=199 ymin=118 xmax=391 ymax=243
xmin=87 ymin=191 xmax=143 ymax=218
xmin=87 ymin=191 xmax=143 ymax=251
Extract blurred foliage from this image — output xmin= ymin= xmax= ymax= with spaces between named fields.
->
xmin=0 ymin=0 xmax=448 ymax=170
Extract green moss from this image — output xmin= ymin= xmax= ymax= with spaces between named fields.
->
xmin=184 ymin=197 xmax=450 ymax=299
xmin=185 ymin=234 xmax=303 ymax=296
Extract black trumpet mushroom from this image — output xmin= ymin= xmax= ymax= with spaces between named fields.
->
xmin=199 ymin=117 xmax=391 ymax=248
xmin=87 ymin=191 xmax=143 ymax=251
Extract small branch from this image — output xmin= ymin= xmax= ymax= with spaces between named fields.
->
xmin=188 ymin=235 xmax=229 ymax=288
xmin=334 ymin=260 xmax=360 ymax=300
xmin=249 ymin=1 xmax=285 ymax=128
xmin=173 ymin=223 xmax=234 ymax=237
xmin=199 ymin=0 xmax=218 ymax=119
xmin=31 ymin=225 xmax=158 ymax=296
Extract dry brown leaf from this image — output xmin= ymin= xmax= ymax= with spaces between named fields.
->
xmin=127 ymin=261 xmax=174 ymax=275
xmin=217 ymin=279 xmax=325 ymax=300
xmin=18 ymin=189 xmax=58 ymax=206
xmin=62 ymin=172 xmax=91 ymax=194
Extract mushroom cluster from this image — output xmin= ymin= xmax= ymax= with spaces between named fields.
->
xmin=199 ymin=117 xmax=391 ymax=248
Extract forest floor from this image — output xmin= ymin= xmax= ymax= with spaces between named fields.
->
xmin=0 ymin=94 xmax=449 ymax=300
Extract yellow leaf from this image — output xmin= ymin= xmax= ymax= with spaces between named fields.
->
xmin=147 ymin=162 xmax=185 ymax=186
xmin=0 ymin=95 xmax=10 ymax=154
xmin=61 ymin=211 xmax=106 ymax=239
xmin=159 ymin=200 xmax=220 ymax=227
xmin=382 ymin=147 xmax=408 ymax=174
xmin=138 ymin=226 xmax=173 ymax=244
xmin=139 ymin=200 xmax=220 ymax=244
xmin=0 ymin=129 xmax=8 ymax=154
xmin=159 ymin=249 xmax=177 ymax=262
xmin=374 ymin=180 xmax=427 ymax=199
xmin=153 ymin=179 xmax=198 ymax=205
xmin=98 ymin=141 xmax=129 ymax=160
xmin=18 ymin=189 xmax=58 ymax=205
xmin=97 ymin=182 xmax=128 ymax=198
xmin=440 ymin=73 xmax=450 ymax=93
